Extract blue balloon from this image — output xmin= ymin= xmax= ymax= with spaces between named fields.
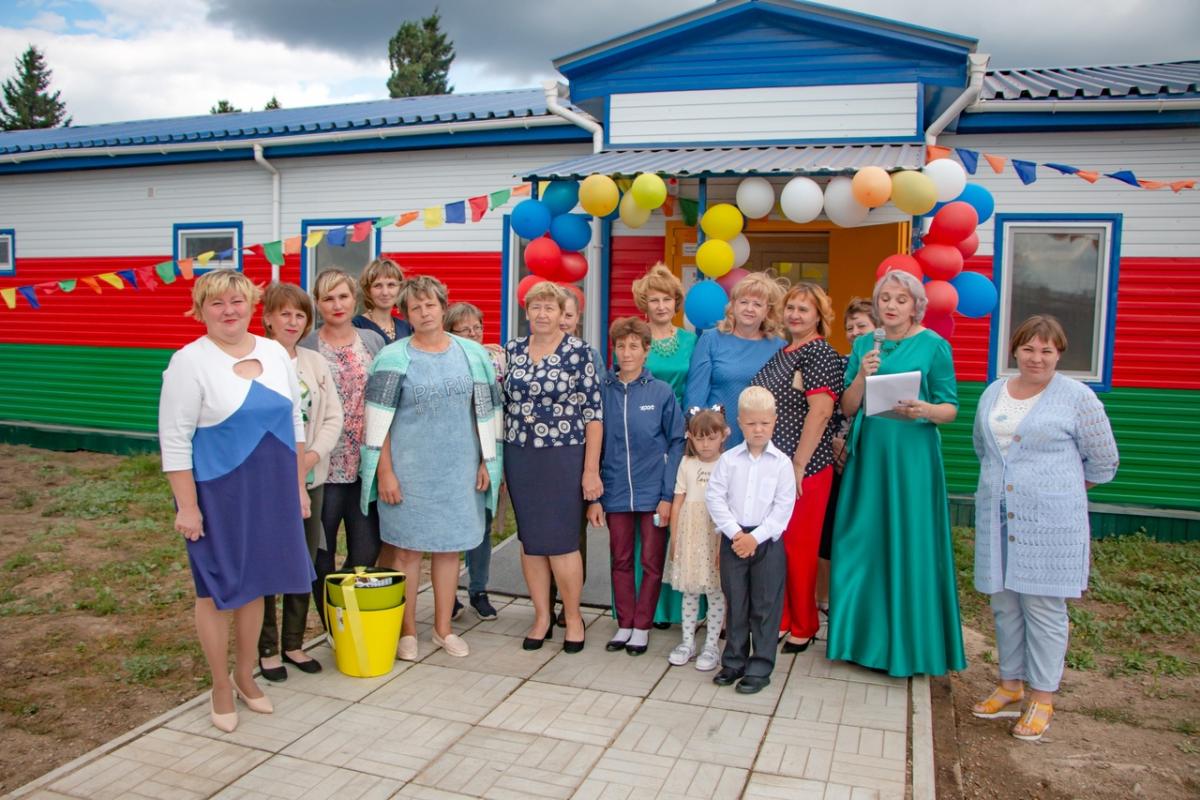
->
xmin=684 ymin=281 xmax=729 ymax=330
xmin=549 ymin=213 xmax=592 ymax=252
xmin=542 ymin=180 xmax=580 ymax=217
xmin=511 ymin=199 xmax=551 ymax=240
xmin=956 ymin=183 xmax=995 ymax=224
xmin=950 ymin=270 xmax=998 ymax=318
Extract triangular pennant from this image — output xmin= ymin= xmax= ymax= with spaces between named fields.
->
xmin=661 ymin=195 xmax=675 ymax=218
xmin=16 ymin=285 xmax=39 ymax=308
xmin=0 ymin=287 xmax=15 ymax=309
xmin=196 ymin=251 xmax=216 ymax=266
xmin=616 ymin=178 xmax=633 ymax=193
xmin=283 ymin=236 xmax=302 ymax=255
xmin=351 ymin=220 xmax=374 ymax=242
xmin=82 ymin=277 xmax=102 ymax=293
xmin=116 ymin=268 xmax=139 ymax=289
xmin=177 ymin=258 xmax=195 ymax=279
xmin=678 ymin=197 xmax=699 ymax=227
xmin=155 ymin=260 xmax=178 ymax=284
xmin=325 ymin=227 xmax=348 ymax=247
xmin=925 ymin=145 xmax=952 ymax=163
xmin=984 ymin=154 xmax=1007 ymax=174
xmin=58 ymin=279 xmax=77 ymax=293
xmin=1076 ymin=170 xmax=1100 ymax=184
xmin=537 ymin=180 xmax=550 ymax=198
xmin=954 ymin=148 xmax=979 ymax=174
xmin=444 ymin=200 xmax=466 ymax=224
xmin=216 ymin=248 xmax=234 ymax=261
xmin=138 ymin=266 xmax=159 ymax=291
xmin=1137 ymin=179 xmax=1166 ymax=190
xmin=468 ymin=195 xmax=489 ymax=222
xmin=262 ymin=241 xmax=285 ymax=266
xmin=511 ymin=183 xmax=531 ymax=197
xmin=1043 ymin=163 xmax=1079 ymax=175
xmin=97 ymin=273 xmax=125 ymax=289
xmin=305 ymin=230 xmax=326 ymax=248
xmin=1105 ymin=170 xmax=1141 ymax=188
xmin=489 ymin=189 xmax=511 ymax=209
xmin=374 ymin=216 xmax=397 ymax=229
xmin=395 ymin=211 xmax=420 ymax=227
xmin=424 ymin=206 xmax=444 ymax=228
xmin=1011 ymin=159 xmax=1038 ymax=185
xmin=1170 ymin=179 xmax=1196 ymax=193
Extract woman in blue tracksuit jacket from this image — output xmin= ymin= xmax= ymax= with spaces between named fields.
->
xmin=588 ymin=317 xmax=685 ymax=655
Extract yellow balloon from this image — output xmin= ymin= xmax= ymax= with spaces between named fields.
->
xmin=618 ymin=191 xmax=651 ymax=228
xmin=696 ymin=239 xmax=735 ymax=278
xmin=630 ymin=173 xmax=667 ymax=209
xmin=890 ymin=170 xmax=938 ymax=215
xmin=699 ymin=203 xmax=744 ymax=241
xmin=578 ymin=173 xmax=619 ymax=217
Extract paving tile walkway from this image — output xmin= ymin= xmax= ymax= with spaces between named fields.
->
xmin=10 ymin=592 xmax=924 ymax=800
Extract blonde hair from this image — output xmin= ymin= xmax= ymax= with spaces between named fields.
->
xmin=716 ymin=273 xmax=784 ymax=337
xmin=444 ymin=301 xmax=483 ymax=332
xmin=631 ymin=263 xmax=684 ymax=314
xmin=359 ymin=258 xmax=405 ymax=311
xmin=524 ymin=280 xmax=568 ymax=311
xmin=872 ymin=271 xmax=928 ymax=324
xmin=399 ymin=275 xmax=449 ymax=314
xmin=313 ymin=268 xmax=358 ymax=303
xmin=261 ymin=282 xmax=314 ymax=339
xmin=190 ymin=269 xmax=261 ymax=320
xmin=783 ymin=282 xmax=834 ymax=340
xmin=738 ymin=385 xmax=776 ymax=415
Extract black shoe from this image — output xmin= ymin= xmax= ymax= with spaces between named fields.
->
xmin=452 ymin=596 xmax=465 ymax=621
xmin=652 ymin=621 xmax=671 ymax=630
xmin=735 ymin=675 xmax=771 ymax=694
xmin=625 ymin=643 xmax=647 ymax=656
xmin=258 ymin=658 xmax=287 ymax=682
xmin=606 ymin=636 xmax=630 ymax=652
xmin=781 ymin=636 xmax=816 ymax=654
xmin=282 ymin=652 xmax=323 ymax=674
xmin=522 ymin=623 xmax=554 ymax=651
xmin=556 ymin=608 xmax=566 ymax=627
xmin=469 ymin=592 xmax=498 ymax=621
xmin=713 ymin=667 xmax=744 ymax=686
xmin=563 ymin=638 xmax=585 ymax=654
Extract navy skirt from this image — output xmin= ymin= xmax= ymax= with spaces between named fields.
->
xmin=504 ymin=442 xmax=585 ymax=557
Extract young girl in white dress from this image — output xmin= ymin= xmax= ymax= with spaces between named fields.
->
xmin=665 ymin=407 xmax=730 ymax=671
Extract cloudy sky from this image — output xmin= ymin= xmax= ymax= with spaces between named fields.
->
xmin=1 ymin=0 xmax=1196 ymax=126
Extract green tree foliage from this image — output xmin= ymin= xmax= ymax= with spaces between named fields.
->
xmin=387 ymin=9 xmax=455 ymax=98
xmin=210 ymin=99 xmax=243 ymax=114
xmin=0 ymin=45 xmax=70 ymax=131
xmin=264 ymin=96 xmax=282 ymax=110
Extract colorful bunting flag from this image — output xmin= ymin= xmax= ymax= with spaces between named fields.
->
xmin=116 ymin=269 xmax=139 ymax=289
xmin=1 ymin=288 xmax=15 ymax=309
xmin=177 ymin=259 xmax=195 ymax=279
xmin=98 ymin=273 xmax=124 ymax=289
xmin=468 ymin=195 xmax=489 ymax=222
xmin=17 ymin=286 xmax=39 ymax=308
xmin=1076 ymin=170 xmax=1099 ymax=184
xmin=81 ymin=277 xmax=101 ymax=293
xmin=489 ymin=189 xmax=511 ymax=210
xmin=374 ymin=216 xmax=397 ymax=229
xmin=1171 ymin=180 xmax=1197 ymax=193
xmin=1044 ymin=163 xmax=1079 ymax=175
xmin=58 ymin=279 xmax=77 ymax=293
xmin=1138 ymin=179 xmax=1167 ymax=190
xmin=424 ymin=206 xmax=444 ymax=228
xmin=925 ymin=145 xmax=952 ymax=163
xmin=138 ymin=266 xmax=159 ymax=291
xmin=395 ymin=211 xmax=420 ymax=227
xmin=262 ymin=241 xmax=285 ymax=266
xmin=511 ymin=183 xmax=531 ymax=197
xmin=305 ymin=230 xmax=325 ymax=248
xmin=1105 ymin=170 xmax=1141 ymax=188
xmin=661 ymin=195 xmax=675 ymax=218
xmin=679 ymin=197 xmax=699 ymax=227
xmin=444 ymin=201 xmax=466 ymax=224
xmin=351 ymin=220 xmax=374 ymax=242
xmin=1011 ymin=160 xmax=1038 ymax=185
xmin=197 ymin=251 xmax=216 ymax=266
xmin=954 ymin=148 xmax=979 ymax=174
xmin=984 ymin=154 xmax=1007 ymax=174
xmin=216 ymin=248 xmax=234 ymax=261
xmin=155 ymin=261 xmax=178 ymax=284
xmin=283 ymin=236 xmax=302 ymax=255
xmin=325 ymin=227 xmax=348 ymax=247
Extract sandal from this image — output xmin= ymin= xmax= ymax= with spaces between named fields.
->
xmin=1011 ymin=701 xmax=1053 ymax=742
xmin=971 ymin=685 xmax=1025 ymax=719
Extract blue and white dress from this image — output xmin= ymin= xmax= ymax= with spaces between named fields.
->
xmin=159 ymin=335 xmax=316 ymax=609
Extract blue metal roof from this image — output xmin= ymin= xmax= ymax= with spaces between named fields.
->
xmin=981 ymin=61 xmax=1200 ymax=102
xmin=0 ymin=88 xmax=565 ymax=155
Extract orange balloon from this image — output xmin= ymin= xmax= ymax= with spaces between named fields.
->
xmin=852 ymin=166 xmax=892 ymax=209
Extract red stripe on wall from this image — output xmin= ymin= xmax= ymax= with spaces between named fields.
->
xmin=945 ymin=256 xmax=993 ymax=383
xmin=1111 ymin=258 xmax=1200 ymax=390
xmin=384 ymin=251 xmax=503 ymax=342
xmin=608 ymin=236 xmax=665 ymax=329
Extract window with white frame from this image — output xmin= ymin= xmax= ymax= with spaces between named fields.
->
xmin=175 ymin=223 xmax=241 ymax=271
xmin=994 ymin=215 xmax=1120 ymax=387
xmin=0 ymin=229 xmax=13 ymax=274
xmin=304 ymin=222 xmax=377 ymax=288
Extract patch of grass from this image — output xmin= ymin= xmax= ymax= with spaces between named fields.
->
xmin=1080 ymin=705 xmax=1141 ymax=727
xmin=1065 ymin=646 xmax=1096 ymax=671
xmin=122 ymin=654 xmax=173 ymax=684
xmin=1175 ymin=719 xmax=1200 ymax=737
xmin=1154 ymin=654 xmax=1197 ymax=677
xmin=981 ymin=649 xmax=995 ymax=664
xmin=12 ymin=488 xmax=36 ymax=510
xmin=75 ymin=586 xmax=119 ymax=616
xmin=3 ymin=552 xmax=34 ymax=571
xmin=42 ymin=455 xmax=172 ymax=521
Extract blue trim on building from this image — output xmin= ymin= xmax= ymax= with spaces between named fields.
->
xmin=989 ymin=212 xmax=1122 ymax=392
xmin=607 ymin=133 xmax=925 ymax=149
xmin=298 ymin=218 xmax=383 ymax=290
xmin=171 ymin=221 xmax=243 ymax=273
xmin=0 ymin=228 xmax=14 ymax=275
xmin=956 ymin=109 xmax=1200 ymax=134
xmin=500 ymin=215 xmax=512 ymax=342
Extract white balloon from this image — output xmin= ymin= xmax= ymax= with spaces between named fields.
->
xmin=823 ymin=177 xmax=870 ymax=227
xmin=729 ymin=234 xmax=751 ymax=268
xmin=735 ymin=177 xmax=775 ymax=219
xmin=618 ymin=191 xmax=650 ymax=229
xmin=923 ymin=159 xmax=968 ymax=203
xmin=780 ymin=177 xmax=824 ymax=223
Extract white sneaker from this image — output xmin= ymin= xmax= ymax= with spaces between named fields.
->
xmin=695 ymin=646 xmax=721 ymax=672
xmin=668 ymin=643 xmax=695 ymax=666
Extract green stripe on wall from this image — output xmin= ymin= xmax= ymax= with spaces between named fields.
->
xmin=942 ymin=382 xmax=1200 ymax=511
xmin=0 ymin=343 xmax=171 ymax=433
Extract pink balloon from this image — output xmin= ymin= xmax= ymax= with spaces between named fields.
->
xmin=716 ymin=267 xmax=750 ymax=293
xmin=914 ymin=244 xmax=964 ymax=281
xmin=876 ymin=253 xmax=923 ymax=282
xmin=925 ymin=280 xmax=959 ymax=317
xmin=955 ymin=232 xmax=980 ymax=260
xmin=927 ymin=202 xmax=978 ymax=245
xmin=924 ymin=312 xmax=956 ymax=339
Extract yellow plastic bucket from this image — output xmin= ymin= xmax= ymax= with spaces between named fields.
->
xmin=324 ymin=567 xmax=406 ymax=678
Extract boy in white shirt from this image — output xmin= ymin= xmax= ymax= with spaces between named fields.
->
xmin=705 ymin=386 xmax=797 ymax=694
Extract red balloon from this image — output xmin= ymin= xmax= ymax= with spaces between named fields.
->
xmin=524 ymin=236 xmax=563 ymax=279
xmin=558 ymin=251 xmax=588 ymax=283
xmin=875 ymin=253 xmax=923 ymax=282
xmin=559 ymin=282 xmax=585 ymax=312
xmin=924 ymin=312 xmax=956 ymax=339
xmin=927 ymin=201 xmax=978 ymax=245
xmin=517 ymin=274 xmax=545 ymax=306
xmin=955 ymin=231 xmax=980 ymax=260
xmin=914 ymin=244 xmax=963 ymax=281
xmin=925 ymin=280 xmax=959 ymax=317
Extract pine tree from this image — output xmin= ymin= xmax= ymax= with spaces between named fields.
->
xmin=387 ymin=10 xmax=455 ymax=98
xmin=210 ymin=100 xmax=242 ymax=114
xmin=0 ymin=45 xmax=71 ymax=131
xmin=264 ymin=96 xmax=282 ymax=110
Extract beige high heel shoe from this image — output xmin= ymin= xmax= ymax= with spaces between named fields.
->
xmin=232 ymin=674 xmax=273 ymax=714
xmin=210 ymin=690 xmax=238 ymax=733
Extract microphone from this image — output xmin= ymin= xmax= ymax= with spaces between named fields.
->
xmin=873 ymin=328 xmax=886 ymax=352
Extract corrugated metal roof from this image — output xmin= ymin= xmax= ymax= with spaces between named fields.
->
xmin=0 ymin=88 xmax=564 ymax=155
xmin=981 ymin=61 xmax=1200 ymax=102
xmin=524 ymin=144 xmax=925 ymax=179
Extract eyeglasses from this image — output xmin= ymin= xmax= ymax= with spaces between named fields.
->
xmin=453 ymin=324 xmax=484 ymax=336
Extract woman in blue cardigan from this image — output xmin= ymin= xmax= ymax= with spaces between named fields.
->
xmin=971 ymin=315 xmax=1118 ymax=742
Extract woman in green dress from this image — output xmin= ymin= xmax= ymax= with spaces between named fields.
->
xmin=828 ymin=270 xmax=966 ymax=677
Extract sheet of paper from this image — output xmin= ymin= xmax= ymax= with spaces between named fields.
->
xmin=865 ymin=370 xmax=922 ymax=419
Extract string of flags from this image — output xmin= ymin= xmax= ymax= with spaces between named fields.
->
xmin=0 ymin=183 xmax=532 ymax=311
xmin=926 ymin=145 xmax=1197 ymax=192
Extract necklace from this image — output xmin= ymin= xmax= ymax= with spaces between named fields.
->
xmin=651 ymin=328 xmax=680 ymax=357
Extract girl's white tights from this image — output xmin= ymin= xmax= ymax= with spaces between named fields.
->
xmin=680 ymin=591 xmax=725 ymax=652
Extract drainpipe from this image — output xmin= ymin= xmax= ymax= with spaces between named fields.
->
xmin=253 ymin=143 xmax=281 ymax=282
xmin=925 ymin=53 xmax=990 ymax=147
xmin=543 ymin=80 xmax=606 ymax=349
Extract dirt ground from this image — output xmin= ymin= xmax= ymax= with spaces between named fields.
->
xmin=1 ymin=444 xmax=1198 ymax=796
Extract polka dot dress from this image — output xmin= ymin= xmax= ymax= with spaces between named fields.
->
xmin=502 ymin=335 xmax=603 ymax=447
xmin=750 ymin=337 xmax=844 ymax=476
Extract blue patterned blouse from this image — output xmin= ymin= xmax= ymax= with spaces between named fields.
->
xmin=502 ymin=334 xmax=603 ymax=447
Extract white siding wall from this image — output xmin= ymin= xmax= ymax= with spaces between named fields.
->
xmin=0 ymin=142 xmax=591 ymax=258
xmin=939 ymin=129 xmax=1200 ymax=258
xmin=609 ymin=84 xmax=919 ymax=146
